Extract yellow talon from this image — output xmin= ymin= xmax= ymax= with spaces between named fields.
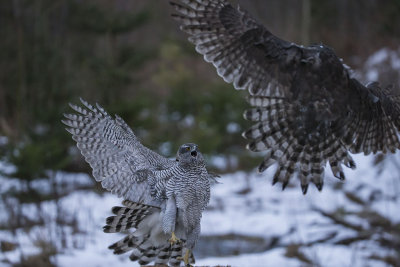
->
xmin=169 ymin=231 xmax=180 ymax=245
xmin=177 ymin=249 xmax=191 ymax=266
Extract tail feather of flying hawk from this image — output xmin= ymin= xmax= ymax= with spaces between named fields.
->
xmin=242 ymin=95 xmax=355 ymax=193
xmin=105 ymin=200 xmax=194 ymax=267
xmin=103 ymin=200 xmax=152 ymax=233
xmin=171 ymin=0 xmax=400 ymax=193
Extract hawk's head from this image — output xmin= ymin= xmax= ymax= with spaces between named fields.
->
xmin=176 ymin=143 xmax=204 ymax=166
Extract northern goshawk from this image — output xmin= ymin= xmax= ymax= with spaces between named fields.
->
xmin=171 ymin=0 xmax=400 ymax=194
xmin=63 ymin=99 xmax=214 ymax=266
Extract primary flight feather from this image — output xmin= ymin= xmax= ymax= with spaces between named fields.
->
xmin=170 ymin=0 xmax=400 ymax=194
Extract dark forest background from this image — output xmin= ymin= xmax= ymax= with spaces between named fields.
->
xmin=1 ymin=0 xmax=400 ymax=178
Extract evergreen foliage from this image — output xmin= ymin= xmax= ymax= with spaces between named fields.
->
xmin=0 ymin=0 xmax=399 ymax=181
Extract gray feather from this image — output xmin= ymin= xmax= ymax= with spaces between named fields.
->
xmin=63 ymin=100 xmax=212 ymax=265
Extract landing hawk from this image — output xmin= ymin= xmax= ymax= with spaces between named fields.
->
xmin=171 ymin=0 xmax=400 ymax=194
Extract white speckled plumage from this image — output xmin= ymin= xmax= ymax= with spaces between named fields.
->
xmin=63 ymin=99 xmax=213 ymax=266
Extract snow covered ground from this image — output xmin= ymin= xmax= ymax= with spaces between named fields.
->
xmin=1 ymin=152 xmax=399 ymax=267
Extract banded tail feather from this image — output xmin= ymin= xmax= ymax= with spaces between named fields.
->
xmin=105 ymin=200 xmax=194 ymax=266
xmin=103 ymin=200 xmax=153 ymax=233
xmin=109 ymin=235 xmax=193 ymax=267
xmin=243 ymin=96 xmax=357 ymax=194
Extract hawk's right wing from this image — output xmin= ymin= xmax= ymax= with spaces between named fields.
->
xmin=62 ymin=99 xmax=174 ymax=206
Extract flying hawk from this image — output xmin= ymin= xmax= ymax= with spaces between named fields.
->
xmin=171 ymin=0 xmax=400 ymax=194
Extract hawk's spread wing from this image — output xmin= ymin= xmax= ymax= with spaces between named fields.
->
xmin=171 ymin=0 xmax=400 ymax=193
xmin=170 ymin=0 xmax=306 ymax=97
xmin=345 ymin=81 xmax=400 ymax=155
xmin=63 ymin=99 xmax=174 ymax=206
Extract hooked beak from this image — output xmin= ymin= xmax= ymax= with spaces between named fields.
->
xmin=190 ymin=146 xmax=198 ymax=157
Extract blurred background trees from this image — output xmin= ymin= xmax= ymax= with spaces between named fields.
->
xmin=1 ymin=0 xmax=400 ymax=178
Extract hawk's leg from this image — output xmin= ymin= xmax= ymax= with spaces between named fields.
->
xmin=169 ymin=231 xmax=180 ymax=245
xmin=163 ymin=196 xmax=179 ymax=244
xmin=177 ymin=249 xmax=191 ymax=267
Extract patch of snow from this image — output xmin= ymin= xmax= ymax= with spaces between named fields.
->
xmin=159 ymin=142 xmax=172 ymax=156
xmin=196 ymin=248 xmax=300 ymax=267
xmin=366 ymin=69 xmax=379 ymax=82
xmin=209 ymin=155 xmax=229 ymax=170
xmin=366 ymin=48 xmax=389 ymax=66
xmin=180 ymin=114 xmax=195 ymax=128
xmin=364 ymin=47 xmax=400 ymax=83
xmin=0 ymin=161 xmax=17 ymax=176
xmin=226 ymin=122 xmax=241 ymax=133
xmin=1 ymin=151 xmax=399 ymax=266
xmin=0 ymin=136 xmax=8 ymax=146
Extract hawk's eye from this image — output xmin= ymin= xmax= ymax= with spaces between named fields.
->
xmin=186 ymin=147 xmax=190 ymax=151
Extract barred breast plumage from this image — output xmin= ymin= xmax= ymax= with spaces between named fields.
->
xmin=63 ymin=99 xmax=214 ymax=266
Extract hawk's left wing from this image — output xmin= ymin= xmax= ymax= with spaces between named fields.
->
xmin=170 ymin=0 xmax=308 ymax=97
xmin=63 ymin=99 xmax=174 ymax=206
